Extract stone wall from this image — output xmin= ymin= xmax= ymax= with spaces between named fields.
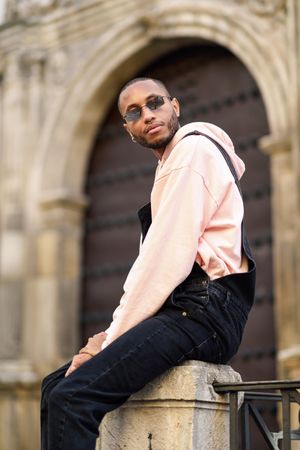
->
xmin=0 ymin=1 xmax=299 ymax=449
xmin=0 ymin=379 xmax=40 ymax=450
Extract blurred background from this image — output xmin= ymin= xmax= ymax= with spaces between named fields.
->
xmin=0 ymin=1 xmax=299 ymax=449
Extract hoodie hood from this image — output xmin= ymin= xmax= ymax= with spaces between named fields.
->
xmin=162 ymin=122 xmax=245 ymax=180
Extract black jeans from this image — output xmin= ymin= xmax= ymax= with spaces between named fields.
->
xmin=41 ymin=281 xmax=247 ymax=450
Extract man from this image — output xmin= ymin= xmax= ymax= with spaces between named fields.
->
xmin=41 ymin=77 xmax=255 ymax=450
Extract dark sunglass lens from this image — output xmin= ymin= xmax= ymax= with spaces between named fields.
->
xmin=156 ymin=96 xmax=165 ymax=106
xmin=124 ymin=96 xmax=167 ymax=122
xmin=149 ymin=96 xmax=165 ymax=110
xmin=125 ymin=108 xmax=140 ymax=122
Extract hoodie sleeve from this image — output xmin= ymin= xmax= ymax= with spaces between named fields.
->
xmin=101 ymin=165 xmax=218 ymax=350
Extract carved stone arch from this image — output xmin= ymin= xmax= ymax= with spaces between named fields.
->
xmin=150 ymin=1 xmax=288 ymax=132
xmin=28 ymin=3 xmax=289 ymax=368
xmin=33 ymin=3 xmax=287 ymax=206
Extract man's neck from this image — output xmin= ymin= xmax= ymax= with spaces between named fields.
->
xmin=151 ymin=125 xmax=181 ymax=161
xmin=151 ymin=148 xmax=165 ymax=160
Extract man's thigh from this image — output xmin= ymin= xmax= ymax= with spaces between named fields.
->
xmin=51 ymin=308 xmax=217 ymax=407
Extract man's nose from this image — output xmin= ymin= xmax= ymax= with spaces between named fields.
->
xmin=141 ymin=106 xmax=155 ymax=122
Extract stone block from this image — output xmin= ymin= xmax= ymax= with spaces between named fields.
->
xmin=36 ymin=231 xmax=60 ymax=277
xmin=97 ymin=360 xmax=241 ymax=450
xmin=0 ymin=282 xmax=22 ymax=358
xmin=0 ymin=231 xmax=25 ymax=279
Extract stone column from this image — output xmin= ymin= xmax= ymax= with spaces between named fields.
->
xmin=261 ymin=133 xmax=300 ymax=440
xmin=23 ymin=191 xmax=87 ymax=374
xmin=0 ymin=56 xmax=30 ymax=367
xmin=287 ymin=0 xmax=300 ymax=201
xmin=283 ymin=0 xmax=300 ymax=383
xmin=260 ymin=132 xmax=300 ymax=396
xmin=97 ymin=361 xmax=241 ymax=450
xmin=0 ymin=378 xmax=40 ymax=450
xmin=0 ymin=49 xmax=46 ymax=372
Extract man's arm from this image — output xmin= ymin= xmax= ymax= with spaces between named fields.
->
xmin=101 ymin=165 xmax=218 ymax=349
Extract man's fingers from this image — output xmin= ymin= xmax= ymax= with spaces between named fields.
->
xmin=65 ymin=366 xmax=74 ymax=377
xmin=65 ymin=354 xmax=92 ymax=377
xmin=85 ymin=332 xmax=108 ymax=354
xmin=65 ymin=365 xmax=74 ymax=377
xmin=65 ymin=356 xmax=78 ymax=377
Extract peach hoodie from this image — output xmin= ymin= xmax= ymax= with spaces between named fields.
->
xmin=101 ymin=122 xmax=247 ymax=349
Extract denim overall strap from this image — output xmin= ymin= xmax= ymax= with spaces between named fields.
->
xmin=137 ymin=130 xmax=256 ymax=312
xmin=137 ymin=202 xmax=152 ymax=243
xmin=181 ymin=130 xmax=253 ymax=260
xmin=181 ymin=131 xmax=256 ymax=309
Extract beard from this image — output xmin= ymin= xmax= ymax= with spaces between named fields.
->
xmin=132 ymin=110 xmax=180 ymax=150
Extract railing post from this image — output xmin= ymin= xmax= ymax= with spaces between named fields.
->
xmin=241 ymin=402 xmax=250 ymax=450
xmin=229 ymin=392 xmax=239 ymax=450
xmin=282 ymin=391 xmax=291 ymax=450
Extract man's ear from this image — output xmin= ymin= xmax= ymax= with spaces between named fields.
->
xmin=171 ymin=97 xmax=180 ymax=117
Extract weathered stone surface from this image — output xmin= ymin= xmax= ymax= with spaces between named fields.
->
xmin=0 ymin=379 xmax=40 ymax=450
xmin=0 ymin=282 xmax=22 ymax=359
xmin=97 ymin=361 xmax=242 ymax=450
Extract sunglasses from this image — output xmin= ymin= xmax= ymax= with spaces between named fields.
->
xmin=123 ymin=95 xmax=172 ymax=122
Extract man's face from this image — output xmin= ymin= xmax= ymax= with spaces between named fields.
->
xmin=119 ymin=80 xmax=180 ymax=150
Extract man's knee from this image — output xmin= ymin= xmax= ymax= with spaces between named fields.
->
xmin=47 ymin=381 xmax=70 ymax=412
xmin=42 ymin=368 xmax=71 ymax=411
xmin=41 ymin=363 xmax=70 ymax=395
xmin=41 ymin=372 xmax=55 ymax=392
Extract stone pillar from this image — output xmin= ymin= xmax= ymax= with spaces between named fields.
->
xmin=0 ymin=49 xmax=46 ymax=370
xmin=0 ymin=378 xmax=40 ymax=450
xmin=260 ymin=133 xmax=300 ymax=381
xmin=260 ymin=134 xmax=300 ymax=437
xmin=23 ymin=191 xmax=87 ymax=375
xmin=97 ymin=361 xmax=241 ymax=450
xmin=0 ymin=55 xmax=34 ymax=377
xmin=283 ymin=0 xmax=300 ymax=384
xmin=287 ymin=0 xmax=300 ymax=202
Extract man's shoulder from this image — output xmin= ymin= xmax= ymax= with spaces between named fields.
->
xmin=173 ymin=128 xmax=223 ymax=167
xmin=156 ymin=122 xmax=235 ymax=181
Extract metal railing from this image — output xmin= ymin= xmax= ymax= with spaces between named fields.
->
xmin=214 ymin=380 xmax=300 ymax=450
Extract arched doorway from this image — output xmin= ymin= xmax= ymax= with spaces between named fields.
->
xmin=82 ymin=41 xmax=275 ymax=392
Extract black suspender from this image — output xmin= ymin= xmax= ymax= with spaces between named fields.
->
xmin=182 ymin=130 xmax=253 ymax=258
xmin=182 ymin=130 xmax=243 ymax=197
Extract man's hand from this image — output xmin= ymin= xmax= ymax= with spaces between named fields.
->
xmin=65 ymin=353 xmax=92 ymax=377
xmin=64 ymin=332 xmax=107 ymax=377
xmin=80 ymin=331 xmax=108 ymax=356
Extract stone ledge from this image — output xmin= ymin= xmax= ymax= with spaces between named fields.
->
xmin=97 ymin=360 xmax=241 ymax=450
xmin=131 ymin=360 xmax=240 ymax=402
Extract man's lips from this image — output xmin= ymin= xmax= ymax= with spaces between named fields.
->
xmin=145 ymin=123 xmax=164 ymax=135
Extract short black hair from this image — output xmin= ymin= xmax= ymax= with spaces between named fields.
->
xmin=118 ymin=77 xmax=170 ymax=112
